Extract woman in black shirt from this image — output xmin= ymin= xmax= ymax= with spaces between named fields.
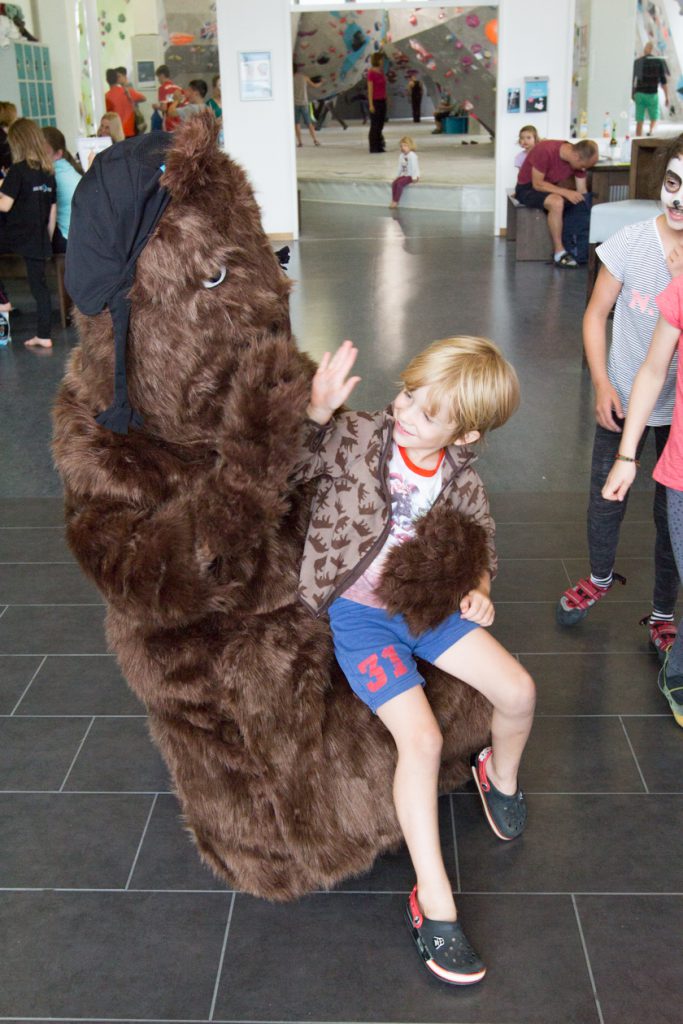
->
xmin=0 ymin=117 xmax=56 ymax=348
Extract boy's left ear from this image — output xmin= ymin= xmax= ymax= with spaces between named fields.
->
xmin=453 ymin=430 xmax=481 ymax=446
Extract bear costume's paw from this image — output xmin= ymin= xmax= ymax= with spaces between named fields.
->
xmin=375 ymin=505 xmax=490 ymax=635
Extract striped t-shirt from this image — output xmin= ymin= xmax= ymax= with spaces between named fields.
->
xmin=598 ymin=217 xmax=677 ymax=426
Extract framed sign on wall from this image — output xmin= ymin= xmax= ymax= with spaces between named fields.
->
xmin=239 ymin=51 xmax=273 ymax=101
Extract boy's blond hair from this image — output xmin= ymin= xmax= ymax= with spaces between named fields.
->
xmin=400 ymin=135 xmax=416 ymax=151
xmin=401 ymin=336 xmax=520 ymax=441
xmin=8 ymin=117 xmax=52 ymax=173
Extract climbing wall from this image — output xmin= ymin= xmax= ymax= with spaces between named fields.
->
xmin=292 ymin=6 xmax=498 ymax=135
xmin=293 ymin=8 xmax=388 ymax=94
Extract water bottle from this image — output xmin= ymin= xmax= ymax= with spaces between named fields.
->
xmin=0 ymin=311 xmax=10 ymax=346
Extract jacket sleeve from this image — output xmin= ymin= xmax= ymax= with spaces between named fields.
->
xmin=289 ymin=415 xmax=352 ymax=484
xmin=449 ymin=467 xmax=498 ymax=580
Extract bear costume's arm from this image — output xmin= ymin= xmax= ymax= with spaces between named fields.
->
xmin=53 ymin=331 xmax=312 ymax=628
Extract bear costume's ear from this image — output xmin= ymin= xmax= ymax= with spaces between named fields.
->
xmin=161 ymin=110 xmax=222 ymax=202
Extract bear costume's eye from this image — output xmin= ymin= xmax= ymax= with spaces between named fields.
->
xmin=202 ymin=267 xmax=227 ymax=289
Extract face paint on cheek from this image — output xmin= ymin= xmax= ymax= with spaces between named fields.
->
xmin=661 ymin=158 xmax=683 ymax=226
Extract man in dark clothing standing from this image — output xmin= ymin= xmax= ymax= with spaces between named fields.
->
xmin=633 ymin=41 xmax=670 ymax=137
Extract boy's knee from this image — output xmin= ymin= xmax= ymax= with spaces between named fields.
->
xmin=410 ymin=721 xmax=443 ymax=762
xmin=545 ymin=194 xmax=563 ymax=211
xmin=506 ymin=666 xmax=536 ymax=717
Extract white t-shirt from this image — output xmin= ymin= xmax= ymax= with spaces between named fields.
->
xmin=397 ymin=151 xmax=420 ymax=179
xmin=342 ymin=443 xmax=443 ymax=609
xmin=597 ymin=216 xmax=677 ymax=425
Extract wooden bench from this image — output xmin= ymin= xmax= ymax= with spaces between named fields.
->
xmin=0 ymin=252 xmax=72 ymax=329
xmin=506 ymin=191 xmax=549 ymax=261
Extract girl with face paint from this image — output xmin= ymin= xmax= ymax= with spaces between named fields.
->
xmin=602 ymin=227 xmax=683 ymax=726
xmin=557 ymin=135 xmax=683 ymax=671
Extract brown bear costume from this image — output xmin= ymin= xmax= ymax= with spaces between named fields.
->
xmin=52 ymin=114 xmax=492 ymax=900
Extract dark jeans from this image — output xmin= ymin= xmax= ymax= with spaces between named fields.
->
xmin=24 ymin=256 xmax=52 ymax=338
xmin=588 ymin=422 xmax=679 ymax=613
xmin=665 ymin=487 xmax=683 ymax=673
xmin=52 ymin=226 xmax=67 ymax=254
xmin=368 ymin=98 xmax=386 ymax=153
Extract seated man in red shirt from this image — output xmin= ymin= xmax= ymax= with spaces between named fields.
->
xmin=104 ymin=67 xmax=145 ymax=139
xmin=515 ymin=138 xmax=599 ymax=268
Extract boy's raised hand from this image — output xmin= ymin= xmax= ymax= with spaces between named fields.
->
xmin=307 ymin=340 xmax=361 ymax=425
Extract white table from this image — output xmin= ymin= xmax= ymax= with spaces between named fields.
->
xmin=589 ymin=198 xmax=660 ymax=243
xmin=587 ymin=199 xmax=661 ymax=303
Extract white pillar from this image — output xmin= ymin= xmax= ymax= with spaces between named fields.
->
xmin=32 ymin=0 xmax=82 ymax=148
xmin=585 ymin=0 xmax=637 ymax=139
xmin=494 ymin=0 xmax=576 ymax=235
xmin=216 ymin=0 xmax=298 ymax=239
xmin=83 ymin=0 xmax=105 ymax=125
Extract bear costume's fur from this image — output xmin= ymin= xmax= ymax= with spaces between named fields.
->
xmin=52 ymin=114 xmax=492 ymax=900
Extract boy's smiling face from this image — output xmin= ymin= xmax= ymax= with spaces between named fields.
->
xmin=392 ymin=386 xmax=479 ymax=467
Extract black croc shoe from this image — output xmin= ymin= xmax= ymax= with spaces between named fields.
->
xmin=405 ymin=886 xmax=486 ymax=985
xmin=473 ymin=747 xmax=527 ymax=841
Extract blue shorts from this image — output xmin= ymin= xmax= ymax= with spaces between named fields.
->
xmin=294 ymin=104 xmax=311 ymax=126
xmin=328 ymin=597 xmax=479 ymax=714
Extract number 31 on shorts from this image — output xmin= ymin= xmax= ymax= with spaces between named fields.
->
xmin=357 ymin=645 xmax=408 ymax=692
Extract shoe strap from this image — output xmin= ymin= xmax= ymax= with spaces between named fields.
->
xmin=475 ymin=746 xmax=492 ymax=792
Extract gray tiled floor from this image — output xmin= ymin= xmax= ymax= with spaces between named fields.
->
xmin=1 ymin=203 xmax=681 ymax=1023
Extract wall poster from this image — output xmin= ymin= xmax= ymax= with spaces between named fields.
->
xmin=524 ymin=77 xmax=548 ymax=113
xmin=239 ymin=51 xmax=273 ymax=101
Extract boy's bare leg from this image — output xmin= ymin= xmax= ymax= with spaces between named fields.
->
xmin=377 ymin=686 xmax=457 ymax=922
xmin=434 ymin=629 xmax=535 ymax=795
xmin=295 ymin=124 xmax=303 ymax=146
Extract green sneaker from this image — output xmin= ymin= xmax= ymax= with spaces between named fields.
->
xmin=658 ymin=652 xmax=683 ymax=728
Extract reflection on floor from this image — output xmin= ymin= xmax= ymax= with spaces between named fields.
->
xmin=0 ymin=202 xmax=681 ymax=1024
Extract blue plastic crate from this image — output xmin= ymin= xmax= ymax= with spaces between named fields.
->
xmin=443 ymin=115 xmax=468 ymax=135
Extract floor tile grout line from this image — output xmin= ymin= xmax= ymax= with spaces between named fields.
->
xmin=0 ymin=712 xmax=673 ymax=720
xmin=9 ymin=655 xmax=46 ymax=715
xmin=0 ymin=790 xmax=173 ymax=795
xmin=2 ymin=788 xmax=681 ymax=796
xmin=448 ymin=793 xmax=461 ymax=893
xmin=208 ymin=891 xmax=236 ymax=1022
xmin=1 ymin=716 xmax=148 ymax=724
xmin=1 ymin=886 xmax=682 ymax=896
xmin=559 ymin=558 xmax=573 ymax=587
xmin=58 ymin=717 xmax=95 ymax=792
xmin=125 ymin=793 xmax=158 ymax=890
xmin=0 ymin=525 xmax=64 ymax=530
xmin=618 ymin=716 xmax=650 ymax=794
xmin=571 ymin=894 xmax=606 ymax=1024
xmin=0 ymin=605 xmax=6 ymax=620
